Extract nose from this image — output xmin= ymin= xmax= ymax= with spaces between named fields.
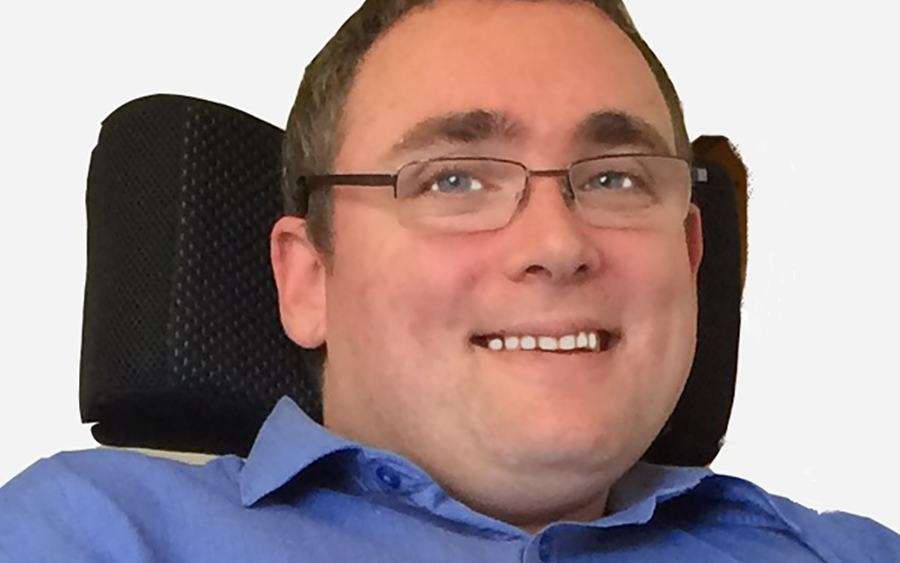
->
xmin=500 ymin=175 xmax=602 ymax=284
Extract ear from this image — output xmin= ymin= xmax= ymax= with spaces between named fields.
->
xmin=685 ymin=203 xmax=704 ymax=280
xmin=270 ymin=216 xmax=327 ymax=348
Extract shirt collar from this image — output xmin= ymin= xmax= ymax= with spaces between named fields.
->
xmin=240 ymin=396 xmax=717 ymax=530
xmin=239 ymin=396 xmax=359 ymax=506
xmin=601 ymin=461 xmax=713 ymax=527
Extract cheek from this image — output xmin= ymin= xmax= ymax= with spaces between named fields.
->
xmin=329 ymin=208 xmax=491 ymax=351
xmin=391 ymin=235 xmax=497 ymax=341
xmin=606 ymin=229 xmax=698 ymax=376
xmin=613 ymin=228 xmax=696 ymax=304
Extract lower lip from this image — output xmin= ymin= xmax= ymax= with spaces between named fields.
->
xmin=472 ymin=345 xmax=617 ymax=384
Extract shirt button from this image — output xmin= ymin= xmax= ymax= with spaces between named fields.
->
xmin=375 ymin=465 xmax=402 ymax=489
xmin=538 ymin=534 xmax=554 ymax=562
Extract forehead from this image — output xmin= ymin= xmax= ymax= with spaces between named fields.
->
xmin=337 ymin=0 xmax=674 ymax=169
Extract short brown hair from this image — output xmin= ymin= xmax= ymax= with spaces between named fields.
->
xmin=282 ymin=0 xmax=690 ymax=255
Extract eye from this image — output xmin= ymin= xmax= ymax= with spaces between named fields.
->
xmin=585 ymin=170 xmax=636 ymax=191
xmin=399 ymin=159 xmax=515 ymax=200
xmin=428 ymin=171 xmax=484 ymax=194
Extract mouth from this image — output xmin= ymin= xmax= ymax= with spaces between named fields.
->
xmin=470 ymin=329 xmax=619 ymax=353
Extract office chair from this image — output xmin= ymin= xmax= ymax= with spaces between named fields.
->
xmin=79 ymin=94 xmax=745 ymax=466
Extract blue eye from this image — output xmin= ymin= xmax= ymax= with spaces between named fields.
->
xmin=586 ymin=171 xmax=635 ymax=191
xmin=429 ymin=172 xmax=484 ymax=194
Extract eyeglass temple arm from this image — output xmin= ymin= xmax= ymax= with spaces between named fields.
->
xmin=297 ymin=173 xmax=396 ymax=187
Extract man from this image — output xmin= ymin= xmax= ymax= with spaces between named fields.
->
xmin=1 ymin=0 xmax=898 ymax=561
xmin=273 ymin=0 xmax=700 ymax=532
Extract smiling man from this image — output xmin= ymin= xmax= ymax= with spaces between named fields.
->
xmin=272 ymin=0 xmax=702 ymax=532
xmin=1 ymin=0 xmax=899 ymax=561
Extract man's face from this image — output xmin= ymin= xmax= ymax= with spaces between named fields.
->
xmin=280 ymin=0 xmax=702 ymax=521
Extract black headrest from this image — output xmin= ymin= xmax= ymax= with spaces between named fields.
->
xmin=80 ymin=94 xmax=742 ymax=465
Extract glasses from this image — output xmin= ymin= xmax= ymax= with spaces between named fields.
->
xmin=298 ymin=155 xmax=707 ymax=233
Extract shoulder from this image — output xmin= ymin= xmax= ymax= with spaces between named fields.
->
xmin=699 ymin=472 xmax=900 ymax=562
xmin=1 ymin=448 xmax=242 ymax=508
xmin=0 ymin=449 xmax=242 ymax=563
xmin=766 ymin=491 xmax=900 ymax=562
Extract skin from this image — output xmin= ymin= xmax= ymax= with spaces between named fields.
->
xmin=272 ymin=0 xmax=703 ymax=532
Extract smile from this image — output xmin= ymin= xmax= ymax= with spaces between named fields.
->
xmin=471 ymin=330 xmax=618 ymax=352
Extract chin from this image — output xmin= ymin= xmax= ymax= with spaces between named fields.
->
xmin=454 ymin=449 xmax=618 ymax=530
xmin=489 ymin=415 xmax=638 ymax=476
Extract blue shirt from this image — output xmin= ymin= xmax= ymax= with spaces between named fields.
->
xmin=1 ymin=397 xmax=898 ymax=562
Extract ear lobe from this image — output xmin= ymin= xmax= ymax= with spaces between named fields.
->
xmin=270 ymin=216 xmax=327 ymax=348
xmin=685 ymin=204 xmax=704 ymax=279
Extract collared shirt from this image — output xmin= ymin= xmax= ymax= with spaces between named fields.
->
xmin=1 ymin=397 xmax=898 ymax=562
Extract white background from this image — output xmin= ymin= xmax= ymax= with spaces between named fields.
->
xmin=1 ymin=1 xmax=898 ymax=532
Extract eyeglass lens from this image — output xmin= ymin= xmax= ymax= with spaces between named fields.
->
xmin=394 ymin=156 xmax=692 ymax=232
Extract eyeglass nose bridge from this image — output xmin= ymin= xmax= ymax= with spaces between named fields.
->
xmin=514 ymin=167 xmax=578 ymax=214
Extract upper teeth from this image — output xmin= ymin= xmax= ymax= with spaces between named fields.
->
xmin=486 ymin=331 xmax=601 ymax=352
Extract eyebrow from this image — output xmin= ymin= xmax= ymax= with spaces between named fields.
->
xmin=386 ymin=109 xmax=671 ymax=160
xmin=387 ymin=110 xmax=522 ymax=159
xmin=574 ymin=111 xmax=673 ymax=155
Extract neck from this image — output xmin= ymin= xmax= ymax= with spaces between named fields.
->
xmin=433 ymin=463 xmax=614 ymax=533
